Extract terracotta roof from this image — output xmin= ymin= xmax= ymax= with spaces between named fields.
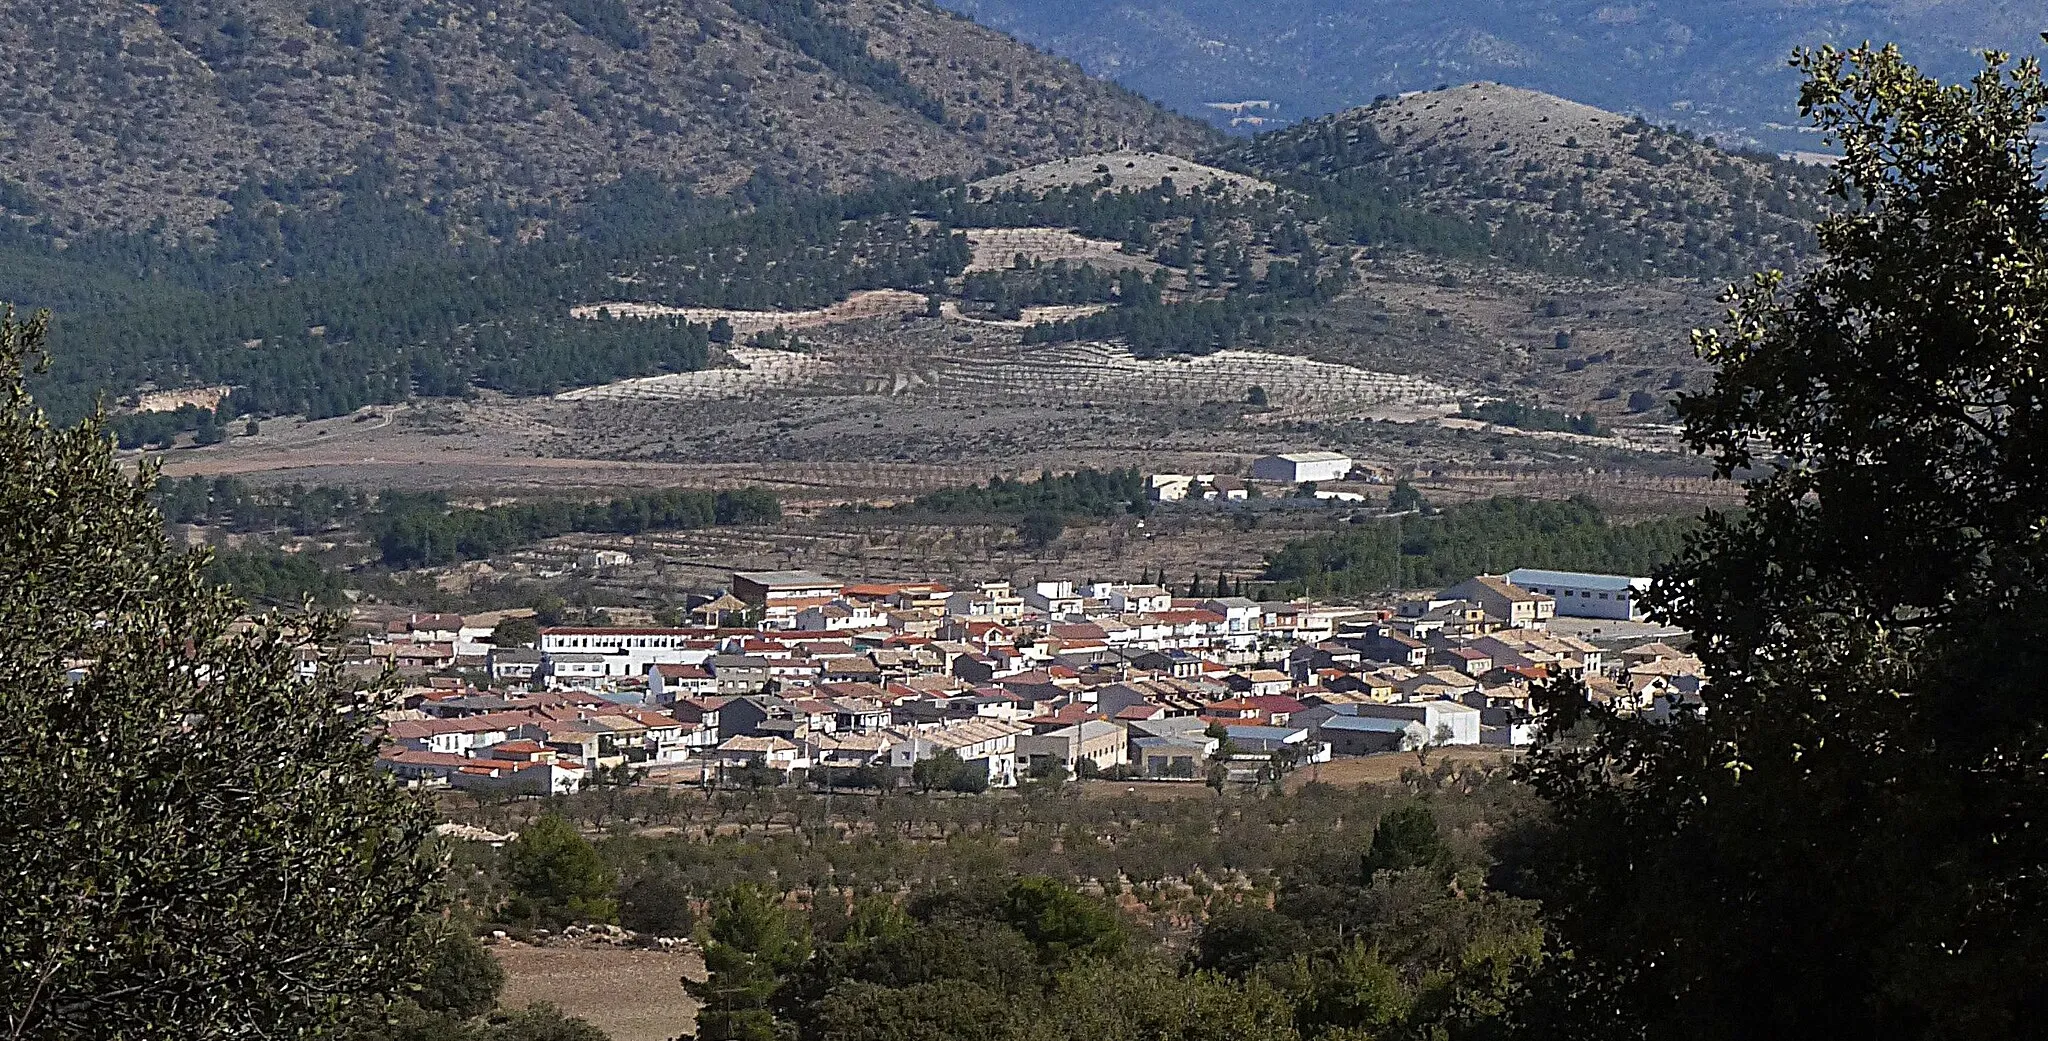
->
xmin=1244 ymin=694 xmax=1307 ymax=712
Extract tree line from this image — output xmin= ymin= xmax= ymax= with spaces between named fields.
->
xmin=369 ymin=487 xmax=782 ymax=569
xmin=1460 ymin=399 xmax=1608 ymax=436
xmin=1261 ymin=495 xmax=1695 ymax=595
xmin=18 ymin=119 xmax=1662 ymax=423
xmin=904 ymin=467 xmax=1151 ymax=520
xmin=154 ymin=476 xmax=784 ymax=574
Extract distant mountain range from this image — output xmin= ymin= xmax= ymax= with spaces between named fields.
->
xmin=0 ymin=0 xmax=1211 ymax=231
xmin=933 ymin=0 xmax=2046 ymax=149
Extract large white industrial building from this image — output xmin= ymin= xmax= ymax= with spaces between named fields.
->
xmin=1505 ymin=568 xmax=1652 ymax=621
xmin=1250 ymin=451 xmax=1354 ymax=484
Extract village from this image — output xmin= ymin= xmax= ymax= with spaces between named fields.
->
xmin=371 ymin=555 xmax=1705 ymax=796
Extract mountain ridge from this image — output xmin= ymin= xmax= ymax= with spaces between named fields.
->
xmin=0 ymin=0 xmax=1214 ymax=232
xmin=934 ymin=0 xmax=2046 ymax=149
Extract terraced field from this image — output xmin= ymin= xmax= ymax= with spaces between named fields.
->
xmin=558 ymin=336 xmax=1459 ymax=422
xmin=568 ymin=290 xmax=929 ymax=333
xmin=961 ymin=226 xmax=1137 ymax=272
xmin=555 ymin=348 xmax=847 ymax=403
xmin=923 ymin=342 xmax=1460 ymax=418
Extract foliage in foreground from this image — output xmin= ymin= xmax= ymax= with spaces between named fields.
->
xmin=1520 ymin=41 xmax=2048 ymax=1039
xmin=0 ymin=307 xmax=440 ymax=1039
xmin=669 ymin=801 xmax=1539 ymax=1041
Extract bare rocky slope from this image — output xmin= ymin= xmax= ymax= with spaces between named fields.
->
xmin=0 ymin=0 xmax=1215 ymax=231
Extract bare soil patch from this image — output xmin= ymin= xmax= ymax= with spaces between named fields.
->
xmin=494 ymin=943 xmax=701 ymax=1041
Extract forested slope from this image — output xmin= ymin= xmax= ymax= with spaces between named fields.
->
xmin=1219 ymin=84 xmax=1830 ymax=280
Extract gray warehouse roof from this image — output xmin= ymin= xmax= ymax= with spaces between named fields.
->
xmin=1506 ymin=568 xmax=1648 ymax=592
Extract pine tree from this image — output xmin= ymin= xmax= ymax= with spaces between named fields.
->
xmin=686 ymin=884 xmax=808 ymax=1041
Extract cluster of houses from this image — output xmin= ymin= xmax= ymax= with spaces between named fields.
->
xmin=372 ymin=567 xmax=1704 ymax=796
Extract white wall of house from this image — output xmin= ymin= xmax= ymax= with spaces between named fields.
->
xmin=1350 ymin=701 xmax=1482 ymax=745
xmin=1250 ymin=453 xmax=1353 ymax=484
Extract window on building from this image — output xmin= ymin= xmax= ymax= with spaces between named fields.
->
xmin=1598 ymin=592 xmax=1610 ymax=600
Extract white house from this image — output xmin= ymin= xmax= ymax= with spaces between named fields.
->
xmin=1202 ymin=597 xmax=1263 ymax=649
xmin=1506 ymin=568 xmax=1652 ymax=621
xmin=1349 ymin=700 xmax=1482 ymax=746
xmin=1250 ymin=451 xmax=1353 ymax=484
xmin=542 ymin=652 xmax=613 ymax=684
xmin=944 ymin=584 xmax=1025 ymax=621
xmin=1080 ymin=582 xmax=1170 ymax=614
xmin=795 ymin=600 xmax=887 ymax=632
xmin=1149 ymin=474 xmax=1194 ymax=502
xmin=538 ymin=627 xmax=712 ymax=675
xmin=1023 ymin=581 xmax=1087 ymax=619
xmin=888 ymin=720 xmax=1027 ymax=788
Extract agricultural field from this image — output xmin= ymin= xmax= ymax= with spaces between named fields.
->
xmin=570 ymin=290 xmax=931 ymax=336
xmin=440 ymin=505 xmax=1335 ymax=603
xmin=494 ymin=943 xmax=700 ymax=1041
xmin=960 ymin=226 xmax=1140 ymax=272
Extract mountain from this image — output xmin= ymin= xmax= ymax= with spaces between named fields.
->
xmin=26 ymin=81 xmax=1831 ymax=432
xmin=0 ymin=0 xmax=1213 ymax=231
xmin=1223 ymin=83 xmax=1828 ymax=281
xmin=932 ymin=0 xmax=2045 ymax=149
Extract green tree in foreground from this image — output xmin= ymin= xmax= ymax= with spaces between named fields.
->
xmin=688 ymin=883 xmax=809 ymax=1041
xmin=1522 ymin=40 xmax=2048 ymax=1039
xmin=999 ymin=875 xmax=1126 ymax=966
xmin=416 ymin=928 xmax=506 ymax=1020
xmin=910 ymin=747 xmax=987 ymax=793
xmin=504 ymin=813 xmax=617 ymax=925
xmin=0 ymin=306 xmax=440 ymax=1038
